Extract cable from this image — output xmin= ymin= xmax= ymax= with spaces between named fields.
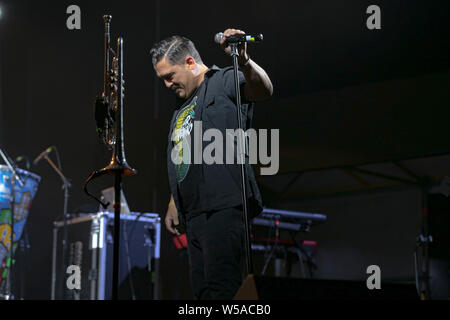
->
xmin=127 ymin=211 xmax=145 ymax=243
xmin=83 ymin=170 xmax=109 ymax=209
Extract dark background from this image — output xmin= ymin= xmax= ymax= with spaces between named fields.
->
xmin=0 ymin=0 xmax=448 ymax=299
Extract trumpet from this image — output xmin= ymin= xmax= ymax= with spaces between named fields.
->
xmin=95 ymin=14 xmax=115 ymax=149
xmin=94 ymin=14 xmax=136 ymax=177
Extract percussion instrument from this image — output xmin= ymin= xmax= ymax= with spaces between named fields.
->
xmin=0 ymin=165 xmax=41 ymax=285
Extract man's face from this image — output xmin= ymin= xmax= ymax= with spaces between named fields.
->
xmin=154 ymin=57 xmax=196 ymax=100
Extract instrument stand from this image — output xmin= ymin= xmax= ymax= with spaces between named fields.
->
xmin=0 ymin=147 xmax=24 ymax=300
xmin=289 ymin=233 xmax=317 ymax=279
xmin=229 ymin=43 xmax=253 ymax=276
xmin=112 ymin=172 xmax=122 ymax=300
xmin=41 ymin=154 xmax=71 ymax=299
xmin=261 ymin=222 xmax=280 ymax=276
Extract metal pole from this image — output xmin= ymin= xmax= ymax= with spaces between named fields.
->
xmin=230 ymin=43 xmax=253 ymax=276
xmin=112 ymin=173 xmax=122 ymax=300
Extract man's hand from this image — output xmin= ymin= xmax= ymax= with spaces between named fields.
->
xmin=219 ymin=28 xmax=249 ymax=66
xmin=165 ymin=202 xmax=181 ymax=236
xmin=219 ymin=28 xmax=273 ymax=101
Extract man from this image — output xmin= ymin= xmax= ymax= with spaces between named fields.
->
xmin=150 ymin=29 xmax=273 ymax=300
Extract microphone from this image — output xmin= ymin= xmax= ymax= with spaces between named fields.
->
xmin=33 ymin=147 xmax=53 ymax=165
xmin=214 ymin=32 xmax=263 ymax=44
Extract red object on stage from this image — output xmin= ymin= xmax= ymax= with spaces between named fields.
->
xmin=302 ymin=240 xmax=318 ymax=254
xmin=173 ymin=233 xmax=187 ymax=250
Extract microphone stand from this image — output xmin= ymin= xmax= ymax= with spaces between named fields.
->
xmin=229 ymin=43 xmax=253 ymax=276
xmin=42 ymin=154 xmax=71 ymax=299
xmin=0 ymin=147 xmax=24 ymax=300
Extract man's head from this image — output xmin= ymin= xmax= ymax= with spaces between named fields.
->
xmin=150 ymin=36 xmax=206 ymax=100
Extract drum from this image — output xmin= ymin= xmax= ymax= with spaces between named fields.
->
xmin=0 ymin=165 xmax=41 ymax=272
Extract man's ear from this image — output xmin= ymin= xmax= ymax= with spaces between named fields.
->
xmin=185 ymin=56 xmax=196 ymax=71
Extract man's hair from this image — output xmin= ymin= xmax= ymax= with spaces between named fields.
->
xmin=150 ymin=36 xmax=203 ymax=66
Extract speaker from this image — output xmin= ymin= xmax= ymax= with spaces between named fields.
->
xmin=234 ymin=274 xmax=419 ymax=300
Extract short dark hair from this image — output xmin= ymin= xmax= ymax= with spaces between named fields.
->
xmin=150 ymin=36 xmax=203 ymax=66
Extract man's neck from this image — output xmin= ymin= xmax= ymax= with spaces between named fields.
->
xmin=196 ymin=64 xmax=210 ymax=85
xmin=184 ymin=64 xmax=209 ymax=101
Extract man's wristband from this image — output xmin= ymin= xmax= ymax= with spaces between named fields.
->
xmin=239 ymin=55 xmax=251 ymax=68
xmin=168 ymin=200 xmax=175 ymax=207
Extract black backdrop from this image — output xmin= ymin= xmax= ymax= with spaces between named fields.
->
xmin=0 ymin=0 xmax=448 ymax=299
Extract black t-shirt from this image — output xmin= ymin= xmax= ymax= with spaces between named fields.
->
xmin=171 ymin=86 xmax=204 ymax=217
xmin=167 ymin=65 xmax=263 ymax=221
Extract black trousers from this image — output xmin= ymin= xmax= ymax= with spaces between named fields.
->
xmin=185 ymin=206 xmax=245 ymax=300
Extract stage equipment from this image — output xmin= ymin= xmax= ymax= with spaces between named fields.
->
xmin=253 ymin=207 xmax=327 ymax=232
xmin=51 ymin=212 xmax=160 ymax=300
xmin=414 ymin=184 xmax=450 ymax=300
xmin=252 ymin=207 xmax=327 ymax=278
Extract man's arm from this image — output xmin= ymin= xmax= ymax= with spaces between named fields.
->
xmin=220 ymin=28 xmax=273 ymax=102
xmin=240 ymin=58 xmax=273 ymax=102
